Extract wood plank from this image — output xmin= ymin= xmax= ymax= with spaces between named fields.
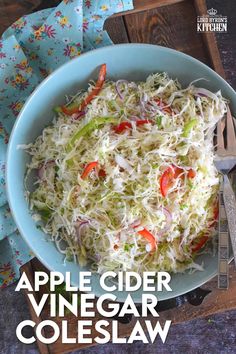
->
xmin=124 ymin=0 xmax=209 ymax=63
xmin=112 ymin=0 xmax=185 ymax=17
xmin=0 ymin=0 xmax=42 ymax=35
xmin=194 ymin=0 xmax=226 ymax=78
xmin=104 ymin=16 xmax=129 ymax=44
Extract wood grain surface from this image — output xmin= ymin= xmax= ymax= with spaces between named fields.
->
xmin=194 ymin=0 xmax=225 ymax=78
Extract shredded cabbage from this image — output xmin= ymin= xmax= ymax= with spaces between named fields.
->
xmin=24 ymin=72 xmax=227 ymax=274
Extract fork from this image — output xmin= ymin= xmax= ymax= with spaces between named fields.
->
xmin=214 ymin=106 xmax=236 ymax=288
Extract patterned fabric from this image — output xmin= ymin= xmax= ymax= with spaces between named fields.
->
xmin=0 ymin=0 xmax=133 ymax=289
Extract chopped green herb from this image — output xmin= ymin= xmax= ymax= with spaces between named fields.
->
xmin=180 ymin=204 xmax=188 ymax=210
xmin=156 ymin=115 xmax=162 ymax=128
xmin=182 ymin=119 xmax=198 ymax=137
xmin=124 ymin=243 xmax=134 ymax=252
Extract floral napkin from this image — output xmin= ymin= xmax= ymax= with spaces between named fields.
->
xmin=0 ymin=0 xmax=133 ymax=289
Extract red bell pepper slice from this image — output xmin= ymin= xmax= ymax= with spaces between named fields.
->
xmin=154 ymin=98 xmax=173 ymax=115
xmin=160 ymin=166 xmax=176 ymax=197
xmin=81 ymin=161 xmax=98 ymax=179
xmin=208 ymin=203 xmax=219 ymax=227
xmin=136 ymin=227 xmax=157 ymax=252
xmin=114 ymin=121 xmax=132 ymax=133
xmin=114 ymin=119 xmax=151 ymax=133
xmin=187 ymin=169 xmax=196 ymax=178
xmin=160 ymin=165 xmax=196 ymax=197
xmin=98 ymin=168 xmax=106 ymax=178
xmin=191 ymin=235 xmax=209 ymax=252
xmin=62 ymin=64 xmax=107 ymax=116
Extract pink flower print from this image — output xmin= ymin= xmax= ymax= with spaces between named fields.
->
xmin=43 ymin=25 xmax=56 ymax=38
xmin=0 ymin=52 xmax=6 ymax=59
xmin=55 ymin=10 xmax=62 ymax=17
xmin=4 ymin=78 xmax=9 ymax=84
xmin=34 ymin=24 xmax=56 ymax=40
xmin=16 ymin=259 xmax=23 ymax=266
xmin=9 ymin=100 xmax=23 ymax=117
xmin=63 ymin=44 xmax=72 ymax=57
xmin=15 ymin=250 xmax=20 ymax=256
xmin=85 ymin=0 xmax=91 ymax=8
xmin=4 ymin=132 xmax=9 ymax=144
xmin=34 ymin=27 xmax=43 ymax=40
xmin=10 ymin=73 xmax=29 ymax=91
xmin=83 ymin=18 xmax=89 ymax=32
xmin=8 ymin=271 xmax=16 ymax=280
xmin=11 ymin=18 xmax=27 ymax=34
xmin=63 ymin=43 xmax=81 ymax=58
xmin=117 ymin=1 xmax=124 ymax=9
xmin=0 ymin=262 xmax=11 ymax=273
xmin=15 ymin=59 xmax=28 ymax=70
xmin=0 ymin=41 xmax=2 ymax=49
xmin=39 ymin=67 xmax=48 ymax=78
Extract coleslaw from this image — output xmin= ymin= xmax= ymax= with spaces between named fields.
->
xmin=23 ymin=64 xmax=227 ymax=274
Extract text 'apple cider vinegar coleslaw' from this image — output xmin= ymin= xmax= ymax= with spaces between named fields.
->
xmin=23 ymin=64 xmax=227 ymax=274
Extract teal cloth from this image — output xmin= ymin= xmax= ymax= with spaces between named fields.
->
xmin=0 ymin=0 xmax=133 ymax=289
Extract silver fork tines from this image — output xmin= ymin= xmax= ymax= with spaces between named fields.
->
xmin=214 ymin=107 xmax=236 ymax=289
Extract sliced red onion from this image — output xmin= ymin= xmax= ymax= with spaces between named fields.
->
xmin=149 ymin=98 xmax=172 ymax=113
xmin=159 ymin=207 xmax=172 ymax=235
xmin=75 ymin=221 xmax=89 ymax=246
xmin=130 ymin=219 xmax=141 ymax=229
xmin=38 ymin=160 xmax=55 ymax=180
xmin=194 ymin=88 xmax=218 ymax=100
xmin=140 ymin=94 xmax=161 ymax=117
xmin=195 ymin=93 xmax=206 ymax=98
xmin=115 ymin=80 xmax=129 ymax=100
xmin=71 ymin=111 xmax=86 ymax=121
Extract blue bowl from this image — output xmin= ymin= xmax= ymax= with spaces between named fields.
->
xmin=7 ymin=44 xmax=236 ymax=302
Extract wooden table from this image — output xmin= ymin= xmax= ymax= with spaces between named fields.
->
xmin=1 ymin=1 xmax=236 ymax=353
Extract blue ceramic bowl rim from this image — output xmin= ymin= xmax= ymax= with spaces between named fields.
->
xmin=6 ymin=43 xmax=235 ymax=302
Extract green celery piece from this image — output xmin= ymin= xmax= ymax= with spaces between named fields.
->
xmin=182 ymin=119 xmax=198 ymax=137
xmin=66 ymin=116 xmax=117 ymax=152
